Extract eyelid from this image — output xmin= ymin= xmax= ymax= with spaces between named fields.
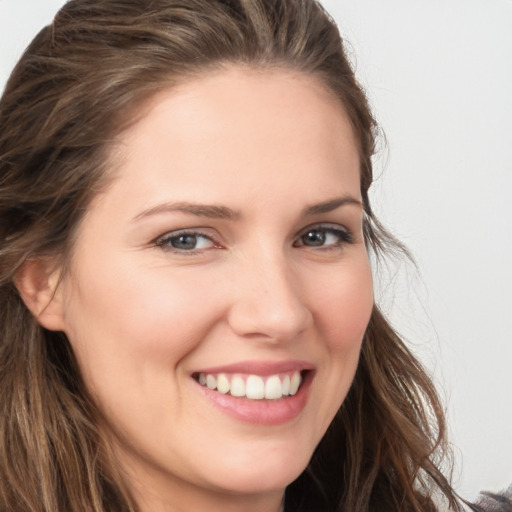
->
xmin=154 ymin=228 xmax=222 ymax=253
xmin=293 ymin=223 xmax=353 ymax=247
xmin=151 ymin=223 xmax=353 ymax=253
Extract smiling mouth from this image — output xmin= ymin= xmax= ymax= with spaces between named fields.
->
xmin=193 ymin=370 xmax=307 ymax=400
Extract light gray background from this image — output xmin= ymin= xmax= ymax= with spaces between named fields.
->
xmin=1 ymin=0 xmax=511 ymax=501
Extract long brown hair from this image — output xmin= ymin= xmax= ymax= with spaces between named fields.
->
xmin=0 ymin=1 xmax=462 ymax=510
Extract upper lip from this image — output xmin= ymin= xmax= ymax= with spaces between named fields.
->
xmin=193 ymin=359 xmax=314 ymax=376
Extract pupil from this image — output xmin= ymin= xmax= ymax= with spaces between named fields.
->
xmin=172 ymin=234 xmax=197 ymax=250
xmin=303 ymin=230 xmax=325 ymax=246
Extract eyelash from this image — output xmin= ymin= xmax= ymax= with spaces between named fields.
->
xmin=155 ymin=230 xmax=218 ymax=254
xmin=294 ymin=224 xmax=354 ymax=249
xmin=154 ymin=224 xmax=354 ymax=254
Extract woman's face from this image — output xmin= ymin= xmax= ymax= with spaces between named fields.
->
xmin=56 ymin=67 xmax=373 ymax=511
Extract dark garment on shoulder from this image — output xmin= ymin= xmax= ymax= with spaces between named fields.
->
xmin=471 ymin=484 xmax=512 ymax=512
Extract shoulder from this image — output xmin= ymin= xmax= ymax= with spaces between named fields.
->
xmin=471 ymin=483 xmax=512 ymax=512
xmin=436 ymin=484 xmax=512 ymax=512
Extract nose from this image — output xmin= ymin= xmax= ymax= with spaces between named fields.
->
xmin=226 ymin=253 xmax=313 ymax=343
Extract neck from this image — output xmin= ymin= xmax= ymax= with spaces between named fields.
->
xmin=133 ymin=480 xmax=285 ymax=512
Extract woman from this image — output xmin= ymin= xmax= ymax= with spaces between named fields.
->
xmin=0 ymin=1 xmax=508 ymax=511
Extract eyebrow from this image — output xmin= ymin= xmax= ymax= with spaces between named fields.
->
xmin=302 ymin=196 xmax=363 ymax=216
xmin=132 ymin=202 xmax=240 ymax=222
xmin=132 ymin=195 xmax=362 ymax=223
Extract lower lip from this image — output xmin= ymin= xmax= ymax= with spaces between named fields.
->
xmin=196 ymin=372 xmax=313 ymax=426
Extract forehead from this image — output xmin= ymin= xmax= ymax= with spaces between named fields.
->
xmin=123 ymin=66 xmax=355 ymax=143
xmin=93 ymin=66 xmax=361 ymax=217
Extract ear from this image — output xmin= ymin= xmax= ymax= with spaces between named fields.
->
xmin=14 ymin=259 xmax=66 ymax=331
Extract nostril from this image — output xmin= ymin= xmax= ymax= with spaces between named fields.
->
xmin=226 ymin=296 xmax=312 ymax=342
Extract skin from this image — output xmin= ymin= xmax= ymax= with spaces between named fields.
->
xmin=50 ymin=67 xmax=374 ymax=512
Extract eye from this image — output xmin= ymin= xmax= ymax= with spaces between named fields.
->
xmin=294 ymin=225 xmax=353 ymax=249
xmin=155 ymin=230 xmax=217 ymax=252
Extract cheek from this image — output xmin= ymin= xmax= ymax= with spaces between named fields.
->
xmin=61 ymin=259 xmax=223 ymax=391
xmin=116 ymin=270 xmax=226 ymax=357
xmin=313 ymin=258 xmax=374 ymax=349
xmin=302 ymin=257 xmax=373 ymax=441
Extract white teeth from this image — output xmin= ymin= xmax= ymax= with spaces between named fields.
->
xmin=206 ymin=374 xmax=217 ymax=390
xmin=230 ymin=376 xmax=245 ymax=397
xmin=246 ymin=375 xmax=265 ymax=399
xmin=216 ymin=373 xmax=230 ymax=394
xmin=197 ymin=371 xmax=303 ymax=400
xmin=282 ymin=375 xmax=290 ymax=396
xmin=265 ymin=375 xmax=283 ymax=399
xmin=289 ymin=371 xmax=301 ymax=396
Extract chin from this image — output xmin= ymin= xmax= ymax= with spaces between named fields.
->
xmin=202 ymin=444 xmax=312 ymax=495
